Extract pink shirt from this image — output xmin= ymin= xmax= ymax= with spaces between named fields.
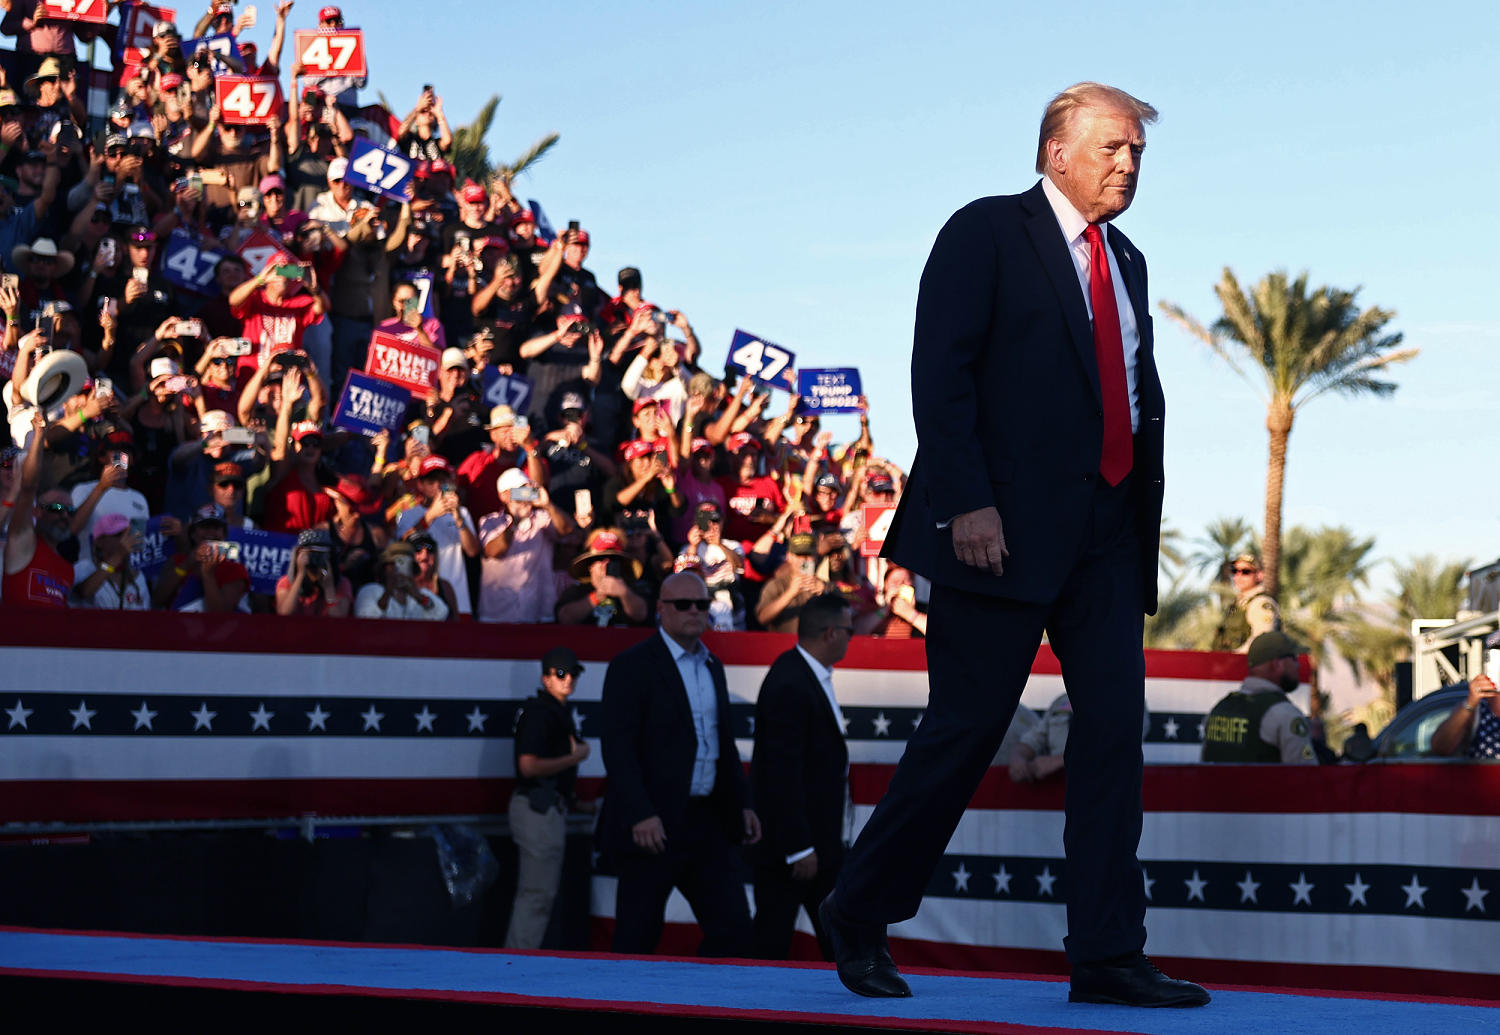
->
xmin=477 ymin=508 xmax=557 ymax=623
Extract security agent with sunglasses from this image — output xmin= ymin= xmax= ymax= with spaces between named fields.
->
xmin=599 ymin=570 xmax=762 ymax=956
xmin=505 ymin=645 xmax=592 ymax=949
xmin=1211 ymin=552 xmax=1280 ymax=652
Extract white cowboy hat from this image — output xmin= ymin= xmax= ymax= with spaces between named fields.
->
xmin=22 ymin=349 xmax=88 ymax=411
xmin=11 ymin=237 xmax=76 ymax=277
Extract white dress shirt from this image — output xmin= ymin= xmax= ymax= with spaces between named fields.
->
xmin=1040 ymin=175 xmax=1141 ymax=432
xmin=660 ymin=627 xmax=719 ymax=796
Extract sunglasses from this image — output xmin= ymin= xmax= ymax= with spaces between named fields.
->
xmin=237 ymin=200 xmax=257 ymax=209
xmin=40 ymin=502 xmax=75 ymax=515
xmin=105 ymin=146 xmax=126 ymax=157
xmin=1231 ymin=567 xmax=1259 ymax=576
xmin=546 ymin=667 xmax=580 ymax=679
xmin=210 ymin=356 xmax=233 ymax=365
xmin=215 ymin=479 xmax=245 ymax=489
xmin=130 ymin=232 xmax=156 ymax=243
xmin=665 ymin=599 xmax=712 ymax=612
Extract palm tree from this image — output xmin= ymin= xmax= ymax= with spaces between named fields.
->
xmin=1188 ymin=515 xmax=1255 ymax=582
xmin=1275 ymin=524 xmax=1378 ymax=718
xmin=1345 ymin=554 xmax=1472 ymax=697
xmin=1143 ymin=576 xmax=1214 ymax=649
xmin=1160 ymin=271 xmax=1415 ymax=599
xmin=448 ymin=94 xmax=560 ymax=189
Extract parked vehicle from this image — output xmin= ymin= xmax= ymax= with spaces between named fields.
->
xmin=1367 ymin=685 xmax=1470 ymax=760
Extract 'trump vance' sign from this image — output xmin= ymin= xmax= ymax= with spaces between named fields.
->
xmin=365 ymin=331 xmax=439 ymax=395
xmin=333 ymin=371 xmax=410 ymax=436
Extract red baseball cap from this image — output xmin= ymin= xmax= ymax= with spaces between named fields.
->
xmin=571 ymin=230 xmax=590 ymax=246
xmin=460 ymin=183 xmax=487 ymax=204
xmin=621 ymin=439 xmax=654 ymax=462
xmin=632 ymin=397 xmax=665 ymax=415
xmin=726 ymin=432 xmax=760 ymax=453
xmin=509 ymin=209 xmax=536 ymax=227
xmin=418 ymin=455 xmax=452 ymax=478
xmin=158 ymin=72 xmax=184 ymax=90
xmin=690 ymin=437 xmax=713 ymax=454
xmin=318 ymin=6 xmax=343 ymax=22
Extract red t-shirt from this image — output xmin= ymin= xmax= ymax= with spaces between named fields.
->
xmin=261 ymin=472 xmax=334 ymax=534
xmin=1 ymin=537 xmax=73 ymax=608
xmin=718 ymin=474 xmax=786 ymax=544
xmin=231 ymin=288 xmax=323 ymax=373
xmin=456 ymin=446 xmax=531 ymax=520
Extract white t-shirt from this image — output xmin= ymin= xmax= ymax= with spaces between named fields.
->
xmin=476 ymin=508 xmax=556 ymax=623
xmin=353 ymin=581 xmax=449 ymax=620
xmin=393 ymin=504 xmax=475 ymax=614
xmin=71 ymin=560 xmax=150 ymax=610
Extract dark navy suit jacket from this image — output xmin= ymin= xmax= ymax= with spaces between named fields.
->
xmin=883 ymin=181 xmax=1165 ymax=612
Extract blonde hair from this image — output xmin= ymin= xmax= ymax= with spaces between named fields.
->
xmin=1035 ymin=82 xmax=1159 ymax=173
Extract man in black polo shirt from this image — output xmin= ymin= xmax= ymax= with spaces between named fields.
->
xmin=505 ymin=645 xmax=591 ymax=948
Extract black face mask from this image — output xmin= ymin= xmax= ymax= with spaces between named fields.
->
xmin=1278 ymin=671 xmax=1300 ymax=694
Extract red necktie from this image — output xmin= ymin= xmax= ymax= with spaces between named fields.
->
xmin=1083 ymin=224 xmax=1132 ymax=486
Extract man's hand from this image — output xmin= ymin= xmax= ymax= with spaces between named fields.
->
xmin=1008 ymin=753 xmax=1034 ymax=784
xmin=99 ymin=462 xmax=129 ymax=492
xmin=1467 ymin=674 xmax=1498 ymax=710
xmin=632 ymin=815 xmax=666 ymax=854
xmin=790 ymin=850 xmax=818 ymax=881
xmin=595 ymin=574 xmax=629 ymax=599
xmin=951 ymin=505 xmax=1007 ymax=575
xmin=742 ymin=809 xmax=762 ymax=845
xmin=570 ymin=735 xmax=590 ymax=763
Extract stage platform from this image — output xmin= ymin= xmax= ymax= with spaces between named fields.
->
xmin=3 ymin=928 xmax=1497 ymax=1033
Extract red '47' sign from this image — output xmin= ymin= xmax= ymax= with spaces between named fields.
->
xmin=860 ymin=504 xmax=896 ymax=558
xmin=365 ymin=331 xmax=438 ymax=395
xmin=215 ymin=76 xmax=283 ymax=126
xmin=294 ymin=28 xmax=366 ymax=78
xmin=39 ymin=0 xmax=108 ymax=23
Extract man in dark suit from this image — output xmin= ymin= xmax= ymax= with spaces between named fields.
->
xmin=750 ymin=593 xmax=853 ymax=960
xmin=600 ymin=570 xmax=762 ymax=956
xmin=819 ymin=82 xmax=1209 ymax=1008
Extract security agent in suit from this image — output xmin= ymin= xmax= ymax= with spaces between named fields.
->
xmin=750 ymin=593 xmax=854 ymax=960
xmin=600 ymin=570 xmax=763 ymax=955
xmin=819 ymin=83 xmax=1208 ymax=1008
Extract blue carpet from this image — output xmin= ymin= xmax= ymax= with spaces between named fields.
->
xmin=1 ymin=930 xmax=1495 ymax=1033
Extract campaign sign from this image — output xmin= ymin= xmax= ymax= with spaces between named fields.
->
xmin=117 ymin=2 xmax=176 ymax=56
xmin=226 ymin=527 xmax=297 ymax=594
xmin=860 ymin=504 xmax=896 ymax=558
xmin=215 ymin=75 xmax=284 ymax=126
xmin=726 ymin=329 xmax=796 ymax=390
xmin=365 ymin=331 xmax=439 ymax=395
xmin=236 ymin=228 xmax=283 ymax=275
xmin=40 ymin=0 xmax=109 ymax=23
xmin=294 ymin=28 xmax=367 ymax=78
xmin=482 ymin=371 xmax=533 ymax=415
xmin=333 ymin=370 xmax=410 ymax=437
xmin=344 ymin=137 xmax=414 ymax=201
xmin=161 ymin=230 xmax=230 ymax=295
xmin=129 ymin=515 xmax=172 ymax=581
xmin=184 ymin=32 xmax=241 ymax=74
xmin=527 ymin=199 xmax=556 ymax=246
xmin=797 ymin=368 xmax=863 ymax=413
xmin=394 ymin=269 xmax=435 ymax=320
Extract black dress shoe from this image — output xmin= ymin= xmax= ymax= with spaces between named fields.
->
xmin=1069 ymin=953 xmax=1210 ymax=1007
xmin=818 ymin=897 xmax=912 ymax=998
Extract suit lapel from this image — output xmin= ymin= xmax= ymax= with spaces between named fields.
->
xmin=649 ymin=633 xmax=693 ymax=724
xmin=1020 ymin=181 xmax=1100 ymax=403
xmin=793 ymin=651 xmax=845 ymax=740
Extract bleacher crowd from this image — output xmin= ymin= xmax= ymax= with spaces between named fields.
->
xmin=0 ymin=1 xmax=927 ymax=636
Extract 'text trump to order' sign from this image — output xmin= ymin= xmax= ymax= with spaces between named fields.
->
xmin=797 ymin=368 xmax=863 ymax=412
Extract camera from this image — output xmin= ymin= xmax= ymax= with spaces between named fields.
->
xmin=221 ymin=427 xmax=255 ymax=446
xmin=603 ymin=558 xmax=624 ymax=579
xmin=694 ymin=511 xmax=717 ymax=532
xmin=510 ymin=485 xmax=539 ymax=502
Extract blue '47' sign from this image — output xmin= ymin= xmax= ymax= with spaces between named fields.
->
xmin=725 ymin=329 xmax=795 ymax=390
xmin=345 ymin=137 xmax=414 ymax=201
xmin=161 ymin=230 xmax=231 ymax=296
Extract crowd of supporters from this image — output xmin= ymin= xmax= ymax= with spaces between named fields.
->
xmin=0 ymin=2 xmax=928 ymax=635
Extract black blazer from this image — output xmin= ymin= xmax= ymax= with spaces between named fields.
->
xmin=600 ymin=630 xmax=751 ymax=857
xmin=883 ymin=181 xmax=1165 ymax=613
xmin=749 ymin=648 xmax=848 ymax=868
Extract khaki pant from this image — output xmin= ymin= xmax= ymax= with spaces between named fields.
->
xmin=504 ymin=791 xmax=567 ymax=949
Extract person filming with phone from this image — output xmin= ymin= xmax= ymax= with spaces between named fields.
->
xmin=152 ymin=502 xmax=250 ymax=612
xmin=354 ymin=540 xmax=448 ymax=620
xmin=276 ymin=528 xmax=352 ymax=617
xmin=226 ymin=251 xmax=328 ymax=372
xmin=1431 ymin=634 xmax=1500 ymax=759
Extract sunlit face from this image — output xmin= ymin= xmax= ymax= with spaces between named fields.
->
xmin=1047 ymin=104 xmax=1145 ymax=224
xmin=541 ymin=666 xmax=578 ymax=701
xmin=658 ymin=572 xmax=711 ymax=642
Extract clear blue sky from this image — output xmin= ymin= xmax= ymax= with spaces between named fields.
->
xmin=304 ymin=1 xmax=1497 ymax=592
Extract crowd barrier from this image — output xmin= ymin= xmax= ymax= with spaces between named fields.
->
xmin=2 ymin=609 xmax=1495 ymax=998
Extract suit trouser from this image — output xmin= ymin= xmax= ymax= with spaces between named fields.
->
xmin=752 ymin=853 xmax=841 ymax=961
xmin=832 ymin=476 xmax=1148 ymax=964
xmin=612 ymin=799 xmax=753 ymax=957
xmin=504 ymin=792 xmax=566 ymax=949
